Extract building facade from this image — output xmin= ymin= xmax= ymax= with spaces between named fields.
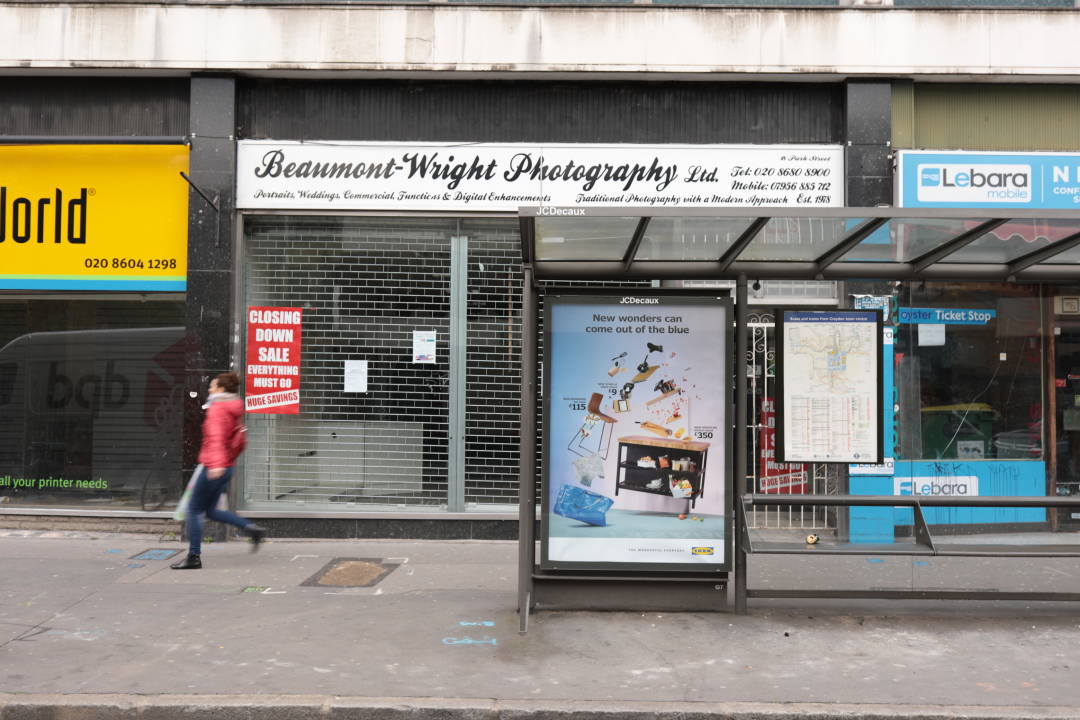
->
xmin=2 ymin=3 xmax=1080 ymax=538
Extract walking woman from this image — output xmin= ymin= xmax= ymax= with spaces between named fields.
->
xmin=171 ymin=372 xmax=267 ymax=569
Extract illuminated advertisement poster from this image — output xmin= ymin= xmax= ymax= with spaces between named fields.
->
xmin=245 ymin=306 xmax=303 ymax=414
xmin=0 ymin=145 xmax=189 ymax=291
xmin=541 ymin=294 xmax=732 ymax=571
xmin=777 ymin=310 xmax=883 ymax=464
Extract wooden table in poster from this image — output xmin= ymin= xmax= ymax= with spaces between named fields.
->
xmin=614 ymin=434 xmax=711 ymax=508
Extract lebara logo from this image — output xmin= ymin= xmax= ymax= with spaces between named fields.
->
xmin=915 ymin=163 xmax=1031 ymax=204
xmin=895 ymin=476 xmax=979 ymax=497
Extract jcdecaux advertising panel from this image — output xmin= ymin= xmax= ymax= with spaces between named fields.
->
xmin=0 ymin=145 xmax=189 ymax=291
xmin=541 ymin=294 xmax=732 ymax=572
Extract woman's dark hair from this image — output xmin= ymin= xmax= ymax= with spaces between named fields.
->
xmin=215 ymin=371 xmax=240 ymax=394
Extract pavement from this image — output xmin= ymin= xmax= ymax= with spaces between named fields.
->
xmin=2 ymin=528 xmax=1080 ymax=719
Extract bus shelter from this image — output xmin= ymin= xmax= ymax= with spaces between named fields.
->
xmin=515 ymin=207 xmax=1080 ymax=630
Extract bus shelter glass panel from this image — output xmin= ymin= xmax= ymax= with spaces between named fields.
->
xmin=738 ymin=218 xmax=847 ymax=261
xmin=1046 ymin=243 xmax=1080 ymax=264
xmin=634 ymin=217 xmax=757 ymax=261
xmin=898 ymin=218 xmax=987 ymax=262
xmin=534 ymin=217 xmax=638 ymax=260
xmin=891 ymin=283 xmax=1044 ymax=463
xmin=887 ymin=283 xmax=1047 ymax=541
xmin=945 ymin=220 xmax=1080 ymax=264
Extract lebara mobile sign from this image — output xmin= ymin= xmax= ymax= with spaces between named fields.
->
xmin=245 ymin=307 xmax=303 ymax=415
xmin=898 ymin=150 xmax=1080 ymax=208
xmin=0 ymin=145 xmax=189 ymax=291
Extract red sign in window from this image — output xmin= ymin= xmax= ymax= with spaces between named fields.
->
xmin=759 ymin=397 xmax=808 ymax=494
xmin=245 ymin=306 xmax=303 ymax=415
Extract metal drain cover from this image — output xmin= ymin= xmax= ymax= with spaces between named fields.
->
xmin=302 ymin=558 xmax=399 ymax=588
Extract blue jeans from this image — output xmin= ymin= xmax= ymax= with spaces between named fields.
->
xmin=186 ymin=465 xmax=251 ymax=555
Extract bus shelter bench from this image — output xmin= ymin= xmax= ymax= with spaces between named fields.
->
xmin=740 ymin=494 xmax=1080 ymax=558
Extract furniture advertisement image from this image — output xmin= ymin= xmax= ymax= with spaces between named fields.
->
xmin=541 ymin=293 xmax=732 ymax=571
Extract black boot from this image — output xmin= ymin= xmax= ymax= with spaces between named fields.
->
xmin=244 ymin=524 xmax=268 ymax=551
xmin=170 ymin=553 xmax=202 ymax=570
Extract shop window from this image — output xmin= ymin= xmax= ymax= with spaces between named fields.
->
xmin=241 ymin=215 xmax=526 ymax=511
xmin=0 ymin=298 xmax=185 ymax=510
xmin=0 ymin=362 xmax=15 ymax=405
xmin=893 ymin=284 xmax=1044 ymax=462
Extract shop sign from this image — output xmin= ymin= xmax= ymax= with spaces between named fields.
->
xmin=540 ymin=294 xmax=732 ymax=571
xmin=893 ymin=460 xmax=1045 ymax=526
xmin=245 ymin=307 xmax=303 ymax=414
xmin=898 ymin=150 xmax=1080 ymax=208
xmin=898 ymin=307 xmax=996 ymax=325
xmin=236 ymin=141 xmax=844 ymax=212
xmin=758 ymin=398 xmax=808 ymax=493
xmin=895 ymin=475 xmax=979 ymax=497
xmin=0 ymin=145 xmax=189 ymax=291
xmin=776 ymin=310 xmax=883 ymax=464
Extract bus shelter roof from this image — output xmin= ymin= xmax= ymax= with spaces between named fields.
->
xmin=518 ymin=207 xmax=1080 ymax=283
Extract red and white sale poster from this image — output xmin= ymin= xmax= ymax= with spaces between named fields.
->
xmin=245 ymin=306 xmax=303 ymax=414
xmin=759 ymin=397 xmax=808 ymax=494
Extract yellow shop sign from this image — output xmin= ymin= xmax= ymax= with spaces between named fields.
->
xmin=0 ymin=145 xmax=189 ymax=291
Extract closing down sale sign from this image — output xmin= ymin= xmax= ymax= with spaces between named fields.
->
xmin=245 ymin=306 xmax=303 ymax=414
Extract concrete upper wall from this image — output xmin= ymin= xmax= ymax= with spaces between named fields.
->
xmin=2 ymin=4 xmax=1080 ymax=80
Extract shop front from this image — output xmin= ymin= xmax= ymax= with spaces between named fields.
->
xmin=0 ymin=143 xmax=190 ymax=511
xmin=231 ymin=139 xmax=846 ymax=518
xmin=843 ymin=150 xmax=1080 ymax=538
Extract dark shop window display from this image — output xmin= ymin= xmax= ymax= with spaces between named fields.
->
xmin=0 ymin=298 xmax=186 ymax=510
xmin=891 ymin=284 xmax=1045 ymax=463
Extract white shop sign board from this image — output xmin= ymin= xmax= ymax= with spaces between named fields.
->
xmin=236 ymin=141 xmax=845 ymax=212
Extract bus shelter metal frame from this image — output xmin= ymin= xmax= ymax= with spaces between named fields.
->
xmin=516 ymin=207 xmax=1080 ymax=629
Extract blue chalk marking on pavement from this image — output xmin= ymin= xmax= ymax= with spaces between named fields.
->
xmin=442 ymin=637 xmax=497 ymax=646
xmin=105 ymin=549 xmax=121 ymax=554
xmin=459 ymin=621 xmax=495 ymax=627
xmin=131 ymin=549 xmax=181 ymax=561
xmin=127 ymin=563 xmax=146 ymax=569
xmin=867 ymin=558 xmax=885 ymax=564
xmin=913 ymin=560 xmax=931 ymax=566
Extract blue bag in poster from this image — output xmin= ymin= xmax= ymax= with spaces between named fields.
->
xmin=552 ymin=484 xmax=615 ymax=527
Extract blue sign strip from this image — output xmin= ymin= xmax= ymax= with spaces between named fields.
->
xmin=0 ymin=279 xmax=186 ymax=291
xmin=898 ymin=307 xmax=996 ymax=325
xmin=899 ymin=150 xmax=1080 ymax=209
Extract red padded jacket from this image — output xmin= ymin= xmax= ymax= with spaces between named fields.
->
xmin=198 ymin=393 xmax=244 ymax=470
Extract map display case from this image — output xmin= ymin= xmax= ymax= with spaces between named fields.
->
xmin=776 ymin=309 xmax=883 ymax=464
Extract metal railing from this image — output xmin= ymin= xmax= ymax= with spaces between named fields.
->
xmin=737 ymin=493 xmax=1080 ymax=604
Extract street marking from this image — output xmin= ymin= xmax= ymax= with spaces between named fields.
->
xmin=442 ymin=637 xmax=497 ymax=646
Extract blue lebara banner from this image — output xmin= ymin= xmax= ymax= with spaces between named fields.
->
xmin=541 ymin=294 xmax=732 ymax=572
xmin=898 ymin=150 xmax=1080 ymax=209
